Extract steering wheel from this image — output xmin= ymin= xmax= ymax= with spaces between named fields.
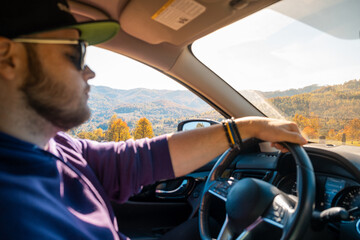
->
xmin=199 ymin=140 xmax=315 ymax=240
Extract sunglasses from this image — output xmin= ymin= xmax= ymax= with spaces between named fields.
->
xmin=12 ymin=38 xmax=88 ymax=71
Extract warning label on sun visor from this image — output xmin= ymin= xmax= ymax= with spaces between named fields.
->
xmin=152 ymin=0 xmax=206 ymax=31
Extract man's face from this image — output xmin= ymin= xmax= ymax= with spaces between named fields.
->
xmin=20 ymin=29 xmax=95 ymax=130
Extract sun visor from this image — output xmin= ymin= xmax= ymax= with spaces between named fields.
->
xmin=271 ymin=0 xmax=360 ymax=40
xmin=119 ymin=0 xmax=280 ymax=46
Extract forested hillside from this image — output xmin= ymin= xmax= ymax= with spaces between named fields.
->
xmin=268 ymin=79 xmax=360 ymax=141
xmin=71 ymin=86 xmax=217 ymax=136
xmin=270 ymin=80 xmax=360 ymax=121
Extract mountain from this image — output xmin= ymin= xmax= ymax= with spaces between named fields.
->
xmin=113 ymin=100 xmax=200 ymax=118
xmin=269 ymin=79 xmax=360 ymax=120
xmin=89 ymin=86 xmax=208 ymax=109
xmin=259 ymin=84 xmax=321 ymax=98
xmin=74 ymin=86 xmax=213 ymax=135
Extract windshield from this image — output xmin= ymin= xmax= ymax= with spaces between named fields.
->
xmin=192 ymin=0 xmax=360 ymax=145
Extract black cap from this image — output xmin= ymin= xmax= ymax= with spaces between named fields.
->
xmin=0 ymin=0 xmax=120 ymax=45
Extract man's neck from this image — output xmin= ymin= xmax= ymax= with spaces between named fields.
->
xmin=0 ymin=106 xmax=59 ymax=149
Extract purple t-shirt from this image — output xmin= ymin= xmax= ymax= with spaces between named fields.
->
xmin=0 ymin=131 xmax=175 ymax=239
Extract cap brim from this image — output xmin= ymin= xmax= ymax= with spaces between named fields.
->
xmin=64 ymin=20 xmax=120 ymax=45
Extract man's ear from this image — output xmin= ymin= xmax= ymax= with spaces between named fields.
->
xmin=0 ymin=37 xmax=16 ymax=80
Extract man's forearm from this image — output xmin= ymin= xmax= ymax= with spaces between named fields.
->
xmin=167 ymin=123 xmax=228 ymax=177
xmin=167 ymin=117 xmax=307 ymax=177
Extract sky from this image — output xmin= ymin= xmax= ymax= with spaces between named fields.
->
xmin=87 ymin=47 xmax=185 ymax=90
xmin=192 ymin=8 xmax=360 ymax=92
xmin=87 ymin=2 xmax=359 ymax=92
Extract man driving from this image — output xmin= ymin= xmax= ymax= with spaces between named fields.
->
xmin=0 ymin=0 xmax=307 ymax=239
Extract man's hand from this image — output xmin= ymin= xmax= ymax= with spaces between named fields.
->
xmin=236 ymin=117 xmax=307 ymax=153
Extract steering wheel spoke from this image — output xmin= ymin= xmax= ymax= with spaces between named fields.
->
xmin=216 ymin=215 xmax=266 ymax=240
xmin=234 ymin=216 xmax=285 ymax=240
xmin=216 ymin=215 xmax=233 ymax=240
xmin=263 ymin=194 xmax=295 ymax=229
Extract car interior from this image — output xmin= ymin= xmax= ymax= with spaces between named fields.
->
xmin=68 ymin=0 xmax=360 ymax=239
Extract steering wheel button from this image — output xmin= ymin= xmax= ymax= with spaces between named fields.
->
xmin=280 ymin=211 xmax=285 ymax=218
xmin=273 ymin=203 xmax=279 ymax=211
xmin=274 ymin=210 xmax=280 ymax=217
xmin=219 ymin=190 xmax=227 ymax=196
xmin=233 ymin=172 xmax=241 ymax=179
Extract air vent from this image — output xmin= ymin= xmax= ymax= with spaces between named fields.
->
xmin=232 ymin=170 xmax=274 ymax=181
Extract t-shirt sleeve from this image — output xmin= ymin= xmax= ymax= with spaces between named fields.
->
xmin=77 ymin=135 xmax=175 ymax=203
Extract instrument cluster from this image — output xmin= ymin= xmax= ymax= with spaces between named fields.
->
xmin=333 ymin=186 xmax=360 ymax=220
xmin=277 ymin=173 xmax=360 ymax=219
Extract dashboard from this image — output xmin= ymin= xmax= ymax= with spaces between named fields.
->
xmin=135 ymin=141 xmax=360 ymax=239
xmin=229 ymin=142 xmax=360 ymax=240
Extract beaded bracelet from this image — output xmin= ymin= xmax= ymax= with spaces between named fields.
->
xmin=229 ymin=118 xmax=242 ymax=150
xmin=221 ymin=118 xmax=242 ymax=150
xmin=222 ymin=120 xmax=235 ymax=148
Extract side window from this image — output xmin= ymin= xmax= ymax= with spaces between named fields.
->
xmin=70 ymin=47 xmax=223 ymax=141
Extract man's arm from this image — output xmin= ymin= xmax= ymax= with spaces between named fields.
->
xmin=168 ymin=117 xmax=307 ymax=177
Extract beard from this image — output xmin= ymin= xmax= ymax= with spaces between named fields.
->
xmin=20 ymin=44 xmax=91 ymax=130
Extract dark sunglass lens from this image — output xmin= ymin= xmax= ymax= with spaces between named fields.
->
xmin=75 ymin=42 xmax=82 ymax=70
xmin=67 ymin=41 xmax=87 ymax=70
xmin=80 ymin=41 xmax=87 ymax=70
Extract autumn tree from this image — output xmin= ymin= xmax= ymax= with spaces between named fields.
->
xmin=77 ymin=131 xmax=91 ymax=140
xmin=326 ymin=118 xmax=339 ymax=131
xmin=106 ymin=114 xmax=118 ymax=140
xmin=293 ymin=113 xmax=321 ymax=139
xmin=343 ymin=118 xmax=360 ymax=141
xmin=93 ymin=128 xmax=105 ymax=141
xmin=133 ymin=117 xmax=154 ymax=139
xmin=302 ymin=126 xmax=318 ymax=139
xmin=196 ymin=123 xmax=205 ymax=128
xmin=327 ymin=129 xmax=337 ymax=140
xmin=293 ymin=114 xmax=310 ymax=130
xmin=309 ymin=115 xmax=321 ymax=135
xmin=107 ymin=118 xmax=131 ymax=142
xmin=77 ymin=128 xmax=105 ymax=142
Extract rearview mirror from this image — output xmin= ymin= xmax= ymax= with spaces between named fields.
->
xmin=177 ymin=119 xmax=219 ymax=131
